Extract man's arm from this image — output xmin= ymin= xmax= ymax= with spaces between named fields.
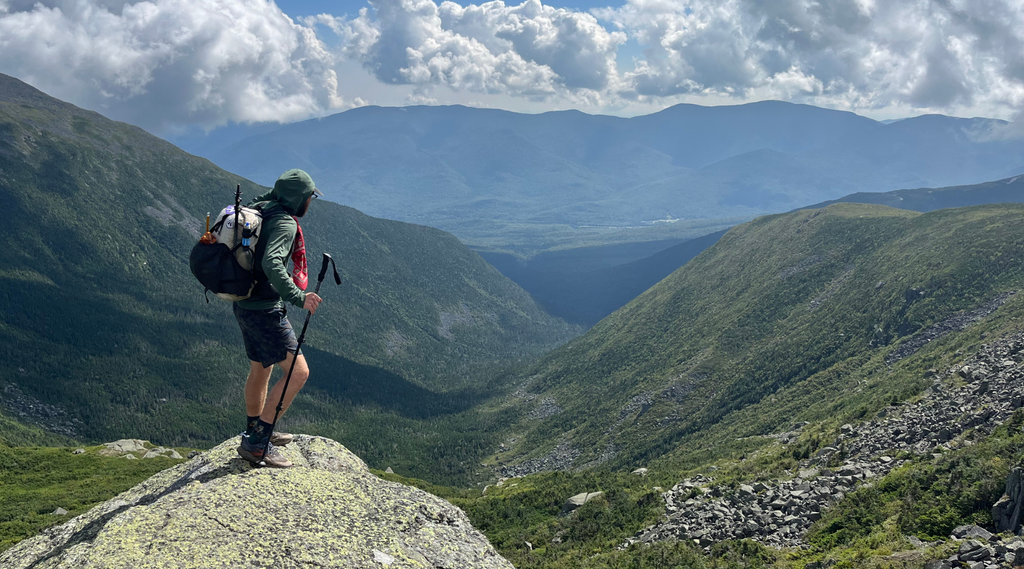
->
xmin=261 ymin=216 xmax=306 ymax=308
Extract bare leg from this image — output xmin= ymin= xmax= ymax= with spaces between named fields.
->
xmin=259 ymin=352 xmax=309 ymax=423
xmin=244 ymin=361 xmax=273 ymax=417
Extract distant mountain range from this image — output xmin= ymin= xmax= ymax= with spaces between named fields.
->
xmin=195 ymin=102 xmax=1024 ymax=247
xmin=0 ymin=73 xmax=575 ymax=481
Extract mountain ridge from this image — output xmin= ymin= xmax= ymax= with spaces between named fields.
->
xmin=200 ymin=100 xmax=1024 ymax=249
xmin=493 ymin=202 xmax=1024 ymax=475
xmin=807 ymin=174 xmax=1024 ymax=212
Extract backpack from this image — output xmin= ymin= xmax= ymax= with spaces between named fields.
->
xmin=189 ymin=188 xmax=279 ymax=302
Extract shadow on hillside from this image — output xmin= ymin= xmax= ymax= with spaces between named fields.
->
xmin=301 ymin=346 xmax=488 ymax=420
xmin=480 ymin=230 xmax=728 ymax=326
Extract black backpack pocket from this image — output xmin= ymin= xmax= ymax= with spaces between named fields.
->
xmin=189 ymin=241 xmax=254 ymax=300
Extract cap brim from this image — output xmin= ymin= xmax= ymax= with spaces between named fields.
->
xmin=312 ymin=187 xmax=324 ymax=197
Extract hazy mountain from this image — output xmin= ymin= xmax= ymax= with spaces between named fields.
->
xmin=202 ymin=102 xmax=1024 ymax=248
xmin=810 ymin=114 xmax=1024 ymax=188
xmin=626 ymin=100 xmax=879 ymax=168
xmin=0 ymin=73 xmax=576 ymax=479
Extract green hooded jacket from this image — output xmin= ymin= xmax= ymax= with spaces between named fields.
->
xmin=235 ymin=169 xmax=318 ymax=311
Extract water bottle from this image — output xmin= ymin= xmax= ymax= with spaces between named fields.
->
xmin=242 ymin=222 xmax=251 ymax=248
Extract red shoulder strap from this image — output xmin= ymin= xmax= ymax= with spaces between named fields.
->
xmin=290 ymin=216 xmax=307 ymax=291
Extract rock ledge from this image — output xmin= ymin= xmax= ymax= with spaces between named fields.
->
xmin=0 ymin=435 xmax=511 ymax=569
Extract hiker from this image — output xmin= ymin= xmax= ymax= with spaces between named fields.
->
xmin=234 ymin=169 xmax=323 ymax=468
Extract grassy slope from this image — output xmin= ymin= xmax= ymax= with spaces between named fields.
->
xmin=810 ymin=174 xmax=1024 ymax=213
xmin=0 ymin=443 xmax=186 ymax=553
xmin=9 ymin=295 xmax=1022 ymax=566
xmin=0 ymin=411 xmax=73 ymax=448
xmin=499 ymin=203 xmax=1024 ymax=472
xmin=0 ymin=73 xmax=575 ymax=483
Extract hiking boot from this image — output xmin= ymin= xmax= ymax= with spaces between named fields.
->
xmin=270 ymin=432 xmax=293 ymax=446
xmin=237 ymin=436 xmax=293 ymax=468
xmin=237 ymin=431 xmax=293 ymax=446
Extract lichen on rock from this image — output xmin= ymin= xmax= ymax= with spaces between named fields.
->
xmin=0 ymin=435 xmax=512 ymax=569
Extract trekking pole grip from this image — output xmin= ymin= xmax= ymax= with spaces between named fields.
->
xmin=317 ymin=253 xmax=341 ymax=288
xmin=318 ymin=254 xmax=331 ymax=284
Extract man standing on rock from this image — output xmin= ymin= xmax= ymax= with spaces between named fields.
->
xmin=234 ymin=169 xmax=323 ymax=468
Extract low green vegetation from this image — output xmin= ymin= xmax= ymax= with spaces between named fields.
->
xmin=499 ymin=203 xmax=1024 ymax=476
xmin=809 ymin=411 xmax=1024 ymax=550
xmin=368 ymin=231 xmax=1024 ymax=568
xmin=0 ymin=411 xmax=73 ymax=449
xmin=0 ymin=443 xmax=185 ymax=552
xmin=8 ymin=199 xmax=1024 ymax=564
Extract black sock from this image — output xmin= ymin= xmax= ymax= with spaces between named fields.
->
xmin=250 ymin=419 xmax=274 ymax=444
xmin=245 ymin=416 xmax=259 ymax=437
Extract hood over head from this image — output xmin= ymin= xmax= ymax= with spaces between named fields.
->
xmin=265 ymin=169 xmax=319 ymax=216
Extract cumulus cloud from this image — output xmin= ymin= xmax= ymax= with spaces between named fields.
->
xmin=321 ymin=0 xmax=626 ymax=100
xmin=597 ymin=0 xmax=1024 ymax=115
xmin=2 ymin=0 xmax=1024 ymax=129
xmin=0 ymin=0 xmax=345 ymax=132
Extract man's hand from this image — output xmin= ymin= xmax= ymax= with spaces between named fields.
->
xmin=303 ymin=293 xmax=322 ymax=314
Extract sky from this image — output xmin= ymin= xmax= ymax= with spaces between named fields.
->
xmin=1 ymin=0 xmax=1023 ymax=136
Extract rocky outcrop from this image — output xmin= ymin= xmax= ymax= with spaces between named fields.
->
xmin=98 ymin=439 xmax=184 ymax=459
xmin=994 ymin=468 xmax=1024 ymax=534
xmin=0 ymin=435 xmax=512 ymax=569
xmin=97 ymin=438 xmax=184 ymax=460
xmin=884 ymin=292 xmax=1014 ymax=365
xmin=627 ymin=328 xmax=1024 ymax=553
xmin=562 ymin=492 xmax=604 ymax=514
xmin=100 ymin=439 xmax=148 ymax=454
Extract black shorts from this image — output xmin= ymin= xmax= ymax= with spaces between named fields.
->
xmin=233 ymin=304 xmax=301 ymax=368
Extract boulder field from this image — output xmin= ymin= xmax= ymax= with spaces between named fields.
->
xmin=0 ymin=436 xmax=512 ymax=569
xmin=626 ymin=329 xmax=1024 ymax=565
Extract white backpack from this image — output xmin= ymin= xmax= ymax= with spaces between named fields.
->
xmin=190 ymin=184 xmax=277 ymax=302
xmin=209 ymin=205 xmax=265 ymax=273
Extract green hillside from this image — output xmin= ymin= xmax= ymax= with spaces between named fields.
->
xmin=0 ymin=73 xmax=576 ymax=481
xmin=497 ymin=203 xmax=1024 ymax=473
xmin=810 ymin=174 xmax=1024 ymax=212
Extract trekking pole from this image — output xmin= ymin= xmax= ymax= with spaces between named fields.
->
xmin=232 ymin=184 xmax=241 ymax=245
xmin=259 ymin=253 xmax=341 ymax=466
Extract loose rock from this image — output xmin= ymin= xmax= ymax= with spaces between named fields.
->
xmin=625 ymin=327 xmax=1024 ymax=552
